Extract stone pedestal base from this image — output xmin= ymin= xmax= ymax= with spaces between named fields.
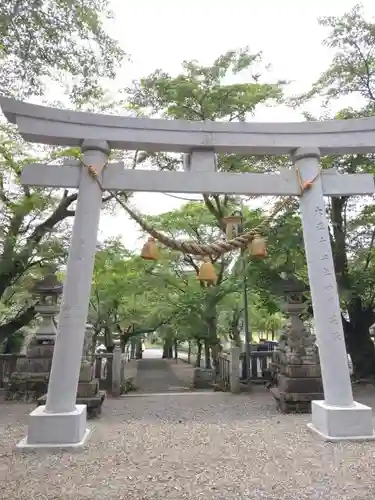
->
xmin=7 ymin=373 xmax=49 ymax=402
xmin=308 ymin=400 xmax=375 ymax=441
xmin=7 ymin=343 xmax=54 ymax=401
xmin=271 ymin=387 xmax=323 ymax=413
xmin=37 ymin=376 xmax=105 ymax=419
xmin=16 ymin=404 xmax=91 ymax=451
xmin=269 ymin=365 xmax=324 ymax=413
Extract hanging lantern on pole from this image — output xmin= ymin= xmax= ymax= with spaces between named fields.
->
xmin=140 ymin=237 xmax=160 ymax=261
xmin=197 ymin=257 xmax=217 ymax=284
xmin=222 ymin=213 xmax=242 ymax=239
xmin=248 ymin=234 xmax=267 ymax=258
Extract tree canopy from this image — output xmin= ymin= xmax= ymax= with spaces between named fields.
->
xmin=0 ymin=0 xmax=125 ymax=105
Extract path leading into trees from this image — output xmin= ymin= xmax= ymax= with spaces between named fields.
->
xmin=135 ymin=349 xmax=194 ymax=393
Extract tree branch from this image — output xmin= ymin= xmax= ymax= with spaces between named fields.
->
xmin=0 ymin=305 xmax=36 ymax=343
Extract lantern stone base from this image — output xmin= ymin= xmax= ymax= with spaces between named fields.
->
xmin=269 ymin=367 xmax=324 ymax=413
xmin=7 ymin=373 xmax=50 ymax=402
xmin=38 ymin=376 xmax=105 ymax=419
xmin=6 ymin=342 xmax=54 ymax=402
xmin=37 ymin=363 xmax=105 ymax=419
xmin=16 ymin=404 xmax=91 ymax=451
xmin=270 ymin=386 xmax=323 ymax=413
xmin=37 ymin=391 xmax=105 ymax=419
xmin=308 ymin=400 xmax=375 ymax=441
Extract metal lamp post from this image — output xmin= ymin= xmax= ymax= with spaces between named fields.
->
xmin=223 ymin=209 xmax=252 ymax=381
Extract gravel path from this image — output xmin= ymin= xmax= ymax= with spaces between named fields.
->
xmin=1 ymin=387 xmax=375 ymax=500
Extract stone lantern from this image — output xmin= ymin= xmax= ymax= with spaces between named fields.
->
xmin=33 ymin=270 xmax=63 ymax=344
xmin=280 ymin=272 xmax=306 ymax=311
xmin=280 ymin=273 xmax=310 ymax=357
xmin=268 ymin=273 xmax=323 ymax=413
xmin=7 ymin=268 xmax=63 ymax=401
xmin=37 ymin=320 xmax=105 ymax=418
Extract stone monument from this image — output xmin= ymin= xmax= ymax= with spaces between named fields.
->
xmin=37 ymin=322 xmax=105 ymax=418
xmin=269 ymin=274 xmax=323 ymax=412
xmin=7 ymin=270 xmax=63 ymax=401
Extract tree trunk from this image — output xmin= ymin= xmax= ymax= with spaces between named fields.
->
xmin=206 ymin=307 xmax=218 ymax=370
xmin=135 ymin=338 xmax=143 ymax=359
xmin=174 ymin=339 xmax=178 ymax=360
xmin=187 ymin=340 xmax=191 ymax=364
xmin=104 ymin=326 xmax=114 ymax=352
xmin=162 ymin=338 xmax=173 ymax=358
xmin=343 ymin=299 xmax=375 ymax=378
xmin=328 ymin=196 xmax=375 ymax=378
xmin=0 ymin=305 xmax=36 ymax=344
xmin=204 ymin=339 xmax=211 ymax=369
xmin=229 ymin=305 xmax=242 ymax=347
xmin=120 ymin=335 xmax=126 ymax=353
xmin=195 ymin=340 xmax=202 ymax=367
xmin=211 ymin=341 xmax=222 ymax=383
xmin=130 ymin=338 xmax=136 ymax=359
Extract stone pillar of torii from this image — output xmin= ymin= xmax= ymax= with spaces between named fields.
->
xmin=1 ymin=97 xmax=375 ymax=450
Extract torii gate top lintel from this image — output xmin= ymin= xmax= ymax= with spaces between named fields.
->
xmin=2 ymin=96 xmax=375 ymax=155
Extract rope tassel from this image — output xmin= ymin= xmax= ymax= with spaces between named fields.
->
xmin=296 ymin=167 xmax=320 ymax=195
xmin=87 ymin=165 xmax=99 ymax=178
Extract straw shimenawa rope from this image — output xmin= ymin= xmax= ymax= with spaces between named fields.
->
xmin=84 ymin=162 xmax=303 ymax=257
xmin=117 ymin=197 xmax=292 ymax=256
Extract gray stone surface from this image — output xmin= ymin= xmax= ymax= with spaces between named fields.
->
xmin=20 ymin=162 xmax=375 ymax=196
xmin=293 ymin=148 xmax=374 ymax=439
xmin=19 ymin=404 xmax=88 ymax=449
xmin=44 ymin=141 xmax=109 ymax=415
xmin=3 ymin=96 xmax=375 ymax=154
xmin=294 ymin=148 xmax=353 ymax=407
xmin=2 ymin=387 xmax=375 ymax=499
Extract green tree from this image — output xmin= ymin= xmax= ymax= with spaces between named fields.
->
xmin=0 ymin=0 xmax=125 ymax=105
xmin=124 ymin=48 xmax=286 ymax=367
xmin=89 ymin=238 xmax=181 ymax=353
xmin=0 ymin=136 xmax=76 ymax=344
xmin=146 ymin=198 xmax=284 ymax=366
xmin=293 ymin=4 xmax=375 ymax=377
xmin=0 ymin=0 xmax=125 ymax=348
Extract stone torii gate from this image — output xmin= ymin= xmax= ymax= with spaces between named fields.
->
xmin=1 ymin=97 xmax=375 ymax=449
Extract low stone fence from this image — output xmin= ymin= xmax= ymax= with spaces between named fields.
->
xmin=0 ymin=346 xmax=134 ymax=399
xmin=217 ymin=347 xmax=241 ymax=393
xmin=94 ymin=346 xmax=134 ymax=396
xmin=185 ymin=348 xmax=274 ymax=392
xmin=0 ymin=354 xmax=25 ymax=389
xmin=240 ymin=350 xmax=274 ymax=383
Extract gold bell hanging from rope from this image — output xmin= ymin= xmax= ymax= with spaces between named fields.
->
xmin=249 ymin=234 xmax=267 ymax=258
xmin=197 ymin=257 xmax=217 ymax=284
xmin=140 ymin=237 xmax=160 ymax=261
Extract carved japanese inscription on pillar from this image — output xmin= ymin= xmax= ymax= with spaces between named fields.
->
xmin=314 ymin=204 xmax=343 ymax=343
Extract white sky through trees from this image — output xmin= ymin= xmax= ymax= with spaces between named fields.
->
xmin=58 ymin=1 xmax=375 ymax=249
